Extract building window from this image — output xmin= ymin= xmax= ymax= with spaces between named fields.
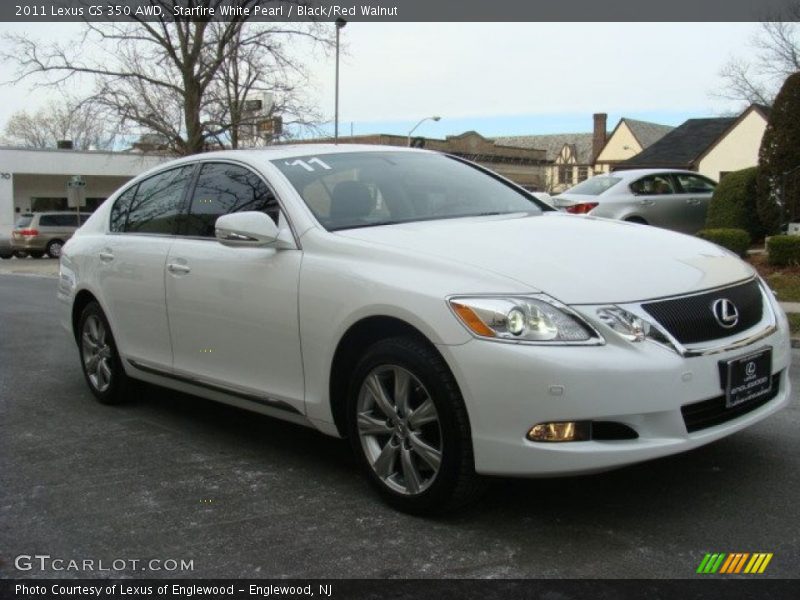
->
xmin=558 ymin=165 xmax=573 ymax=185
xmin=578 ymin=166 xmax=589 ymax=182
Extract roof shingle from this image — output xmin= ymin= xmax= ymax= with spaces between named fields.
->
xmin=621 ymin=118 xmax=736 ymax=169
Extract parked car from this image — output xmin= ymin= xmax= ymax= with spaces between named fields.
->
xmin=11 ymin=212 xmax=91 ymax=258
xmin=58 ymin=147 xmax=791 ymax=513
xmin=554 ymin=169 xmax=717 ymax=234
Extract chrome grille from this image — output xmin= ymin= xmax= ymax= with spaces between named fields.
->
xmin=642 ymin=279 xmax=763 ymax=345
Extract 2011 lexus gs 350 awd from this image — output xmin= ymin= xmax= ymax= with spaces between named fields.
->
xmin=58 ymin=146 xmax=792 ymax=513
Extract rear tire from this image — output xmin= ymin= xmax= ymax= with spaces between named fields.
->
xmin=346 ymin=336 xmax=485 ymax=514
xmin=46 ymin=239 xmax=65 ymax=259
xmin=625 ymin=216 xmax=648 ymax=225
xmin=0 ymin=253 xmax=10 ymax=260
xmin=77 ymin=301 xmax=131 ymax=405
xmin=29 ymin=251 xmax=44 ymax=259
xmin=13 ymin=251 xmax=28 ymax=258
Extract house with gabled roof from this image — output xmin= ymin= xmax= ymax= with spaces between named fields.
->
xmin=496 ymin=114 xmax=610 ymax=193
xmin=617 ymin=104 xmax=770 ymax=181
xmin=594 ymin=118 xmax=674 ymax=173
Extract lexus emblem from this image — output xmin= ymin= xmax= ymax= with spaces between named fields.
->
xmin=711 ymin=298 xmax=739 ymax=329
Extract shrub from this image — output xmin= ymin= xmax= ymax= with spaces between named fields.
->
xmin=767 ymin=235 xmax=800 ymax=266
xmin=706 ymin=167 xmax=763 ymax=240
xmin=696 ymin=228 xmax=751 ymax=258
xmin=757 ymin=72 xmax=800 ymax=234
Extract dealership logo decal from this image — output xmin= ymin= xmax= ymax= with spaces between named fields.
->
xmin=696 ymin=552 xmax=773 ymax=574
xmin=711 ymin=298 xmax=739 ymax=329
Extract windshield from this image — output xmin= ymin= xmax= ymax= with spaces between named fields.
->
xmin=563 ymin=176 xmax=622 ymax=196
xmin=272 ymin=151 xmax=544 ymax=231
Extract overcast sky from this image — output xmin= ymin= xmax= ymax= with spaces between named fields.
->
xmin=0 ymin=22 xmax=761 ymax=140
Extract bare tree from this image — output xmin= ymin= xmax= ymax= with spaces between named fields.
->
xmin=203 ymin=22 xmax=325 ymax=149
xmin=1 ymin=97 xmax=117 ymax=149
xmin=717 ymin=11 xmax=800 ymax=107
xmin=2 ymin=1 xmax=331 ymax=155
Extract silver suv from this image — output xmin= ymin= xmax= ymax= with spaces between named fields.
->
xmin=11 ymin=212 xmax=91 ymax=258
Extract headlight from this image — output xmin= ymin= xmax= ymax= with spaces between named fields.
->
xmin=596 ymin=306 xmax=674 ymax=349
xmin=449 ymin=295 xmax=599 ymax=343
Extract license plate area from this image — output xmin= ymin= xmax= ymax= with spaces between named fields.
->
xmin=719 ymin=347 xmax=772 ymax=409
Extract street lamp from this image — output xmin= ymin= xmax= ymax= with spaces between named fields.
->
xmin=334 ymin=18 xmax=347 ymax=143
xmin=407 ymin=115 xmax=441 ymax=146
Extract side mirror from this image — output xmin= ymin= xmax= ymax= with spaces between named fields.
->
xmin=215 ymin=212 xmax=283 ymax=248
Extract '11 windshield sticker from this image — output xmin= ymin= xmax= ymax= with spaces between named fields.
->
xmin=284 ymin=157 xmax=332 ymax=172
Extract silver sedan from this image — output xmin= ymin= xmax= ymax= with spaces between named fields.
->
xmin=554 ymin=169 xmax=717 ymax=234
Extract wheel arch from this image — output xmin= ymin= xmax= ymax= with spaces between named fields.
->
xmin=328 ymin=315 xmax=458 ymax=438
xmin=71 ymin=289 xmax=100 ymax=343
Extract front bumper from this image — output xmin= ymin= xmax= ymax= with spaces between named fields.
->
xmin=439 ymin=303 xmax=792 ymax=477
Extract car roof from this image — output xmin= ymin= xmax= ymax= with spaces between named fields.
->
xmin=167 ymin=144 xmax=429 ymax=166
xmin=608 ymin=168 xmax=706 ymax=180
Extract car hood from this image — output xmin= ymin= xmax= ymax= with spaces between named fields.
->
xmin=335 ymin=212 xmax=755 ymax=304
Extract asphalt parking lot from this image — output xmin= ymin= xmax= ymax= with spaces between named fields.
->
xmin=1 ymin=273 xmax=798 ymax=579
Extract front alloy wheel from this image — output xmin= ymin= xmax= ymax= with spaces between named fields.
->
xmin=347 ymin=336 xmax=485 ymax=514
xmin=356 ymin=365 xmax=443 ymax=495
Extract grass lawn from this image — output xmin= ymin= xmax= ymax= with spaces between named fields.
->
xmin=748 ymin=253 xmax=800 ymax=303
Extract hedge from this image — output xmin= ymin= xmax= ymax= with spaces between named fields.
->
xmin=705 ymin=167 xmax=763 ymax=240
xmin=696 ymin=228 xmax=751 ymax=258
xmin=767 ymin=235 xmax=800 ymax=266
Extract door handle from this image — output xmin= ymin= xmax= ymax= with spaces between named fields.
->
xmin=167 ymin=263 xmax=191 ymax=275
xmin=639 ymin=199 xmax=655 ymax=206
xmin=99 ymin=250 xmax=114 ymax=262
xmin=686 ymin=198 xmax=701 ymax=205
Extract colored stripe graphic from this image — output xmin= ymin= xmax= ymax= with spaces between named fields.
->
xmin=698 ymin=552 xmax=773 ymax=574
xmin=697 ymin=553 xmax=727 ymax=573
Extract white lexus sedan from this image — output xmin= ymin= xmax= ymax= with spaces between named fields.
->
xmin=58 ymin=145 xmax=792 ymax=513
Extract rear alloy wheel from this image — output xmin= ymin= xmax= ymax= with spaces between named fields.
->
xmin=347 ymin=336 xmax=485 ymax=514
xmin=46 ymin=239 xmax=64 ymax=259
xmin=78 ymin=301 xmax=131 ymax=404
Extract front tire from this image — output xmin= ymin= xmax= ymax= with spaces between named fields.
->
xmin=77 ymin=301 xmax=131 ymax=405
xmin=346 ymin=336 xmax=484 ymax=514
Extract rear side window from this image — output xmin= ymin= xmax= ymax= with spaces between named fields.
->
xmin=122 ymin=166 xmax=195 ymax=234
xmin=630 ymin=175 xmax=675 ymax=195
xmin=39 ymin=214 xmax=81 ymax=227
xmin=180 ymin=163 xmax=279 ymax=238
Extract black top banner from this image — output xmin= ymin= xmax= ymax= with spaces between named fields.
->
xmin=4 ymin=0 xmax=800 ymax=22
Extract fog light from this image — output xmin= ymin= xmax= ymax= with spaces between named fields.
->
xmin=527 ymin=421 xmax=591 ymax=442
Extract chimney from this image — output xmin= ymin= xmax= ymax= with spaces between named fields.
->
xmin=592 ymin=113 xmax=607 ymax=162
xmin=57 ymin=140 xmax=74 ymax=150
